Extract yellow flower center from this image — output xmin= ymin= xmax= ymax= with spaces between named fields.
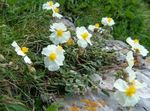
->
xmin=49 ymin=52 xmax=57 ymax=61
xmin=81 ymin=32 xmax=89 ymax=40
xmin=21 ymin=47 xmax=28 ymax=54
xmin=95 ymin=23 xmax=100 ymax=28
xmin=107 ymin=17 xmax=112 ymax=23
xmin=48 ymin=1 xmax=54 ymax=6
xmin=133 ymin=39 xmax=139 ymax=44
xmin=125 ymin=85 xmax=136 ymax=97
xmin=54 ymin=8 xmax=59 ymax=13
xmin=56 ymin=29 xmax=64 ymax=37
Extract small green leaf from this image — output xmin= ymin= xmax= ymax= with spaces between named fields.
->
xmin=47 ymin=103 xmax=59 ymax=111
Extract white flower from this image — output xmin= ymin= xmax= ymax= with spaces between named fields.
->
xmin=101 ymin=17 xmax=115 ymax=26
xmin=49 ymin=23 xmax=71 ymax=44
xmin=43 ymin=1 xmax=63 ymax=19
xmin=88 ymin=23 xmax=100 ymax=32
xmin=43 ymin=1 xmax=59 ymax=10
xmin=76 ymin=26 xmax=92 ymax=48
xmin=126 ymin=37 xmax=149 ymax=56
xmin=126 ymin=51 xmax=134 ymax=68
xmin=41 ymin=45 xmax=65 ymax=71
xmin=114 ymin=79 xmax=149 ymax=107
xmin=11 ymin=41 xmax=32 ymax=64
xmin=52 ymin=7 xmax=63 ymax=19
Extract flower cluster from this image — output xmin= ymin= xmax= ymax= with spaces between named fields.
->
xmin=11 ymin=1 xmax=115 ymax=72
xmin=40 ymin=1 xmax=115 ymax=71
xmin=113 ymin=38 xmax=150 ymax=107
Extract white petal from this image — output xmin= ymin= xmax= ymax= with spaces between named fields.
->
xmin=126 ymin=51 xmax=134 ymax=68
xmin=49 ymin=33 xmax=60 ymax=45
xmin=124 ymin=94 xmax=140 ymax=107
xmin=41 ymin=45 xmax=57 ymax=56
xmin=101 ymin=17 xmax=108 ymax=26
xmin=77 ymin=39 xmax=88 ymax=48
xmin=138 ymin=88 xmax=150 ymax=98
xmin=42 ymin=3 xmax=52 ymax=10
xmin=126 ymin=37 xmax=135 ymax=47
xmin=48 ymin=63 xmax=60 ymax=71
xmin=88 ymin=25 xmax=95 ymax=32
xmin=114 ymin=91 xmax=127 ymax=106
xmin=114 ymin=79 xmax=128 ymax=92
xmin=54 ymin=2 xmax=60 ymax=7
xmin=56 ymin=46 xmax=65 ymax=54
xmin=16 ymin=50 xmax=25 ymax=56
xmin=58 ymin=31 xmax=71 ymax=44
xmin=11 ymin=41 xmax=19 ymax=48
xmin=52 ymin=12 xmax=63 ymax=19
xmin=76 ymin=26 xmax=87 ymax=39
xmin=86 ymin=33 xmax=92 ymax=45
xmin=125 ymin=67 xmax=136 ymax=82
xmin=56 ymin=54 xmax=65 ymax=66
xmin=52 ymin=23 xmax=66 ymax=31
xmin=44 ymin=57 xmax=60 ymax=71
xmin=138 ymin=45 xmax=149 ymax=57
xmin=24 ymin=56 xmax=32 ymax=64
xmin=134 ymin=80 xmax=147 ymax=89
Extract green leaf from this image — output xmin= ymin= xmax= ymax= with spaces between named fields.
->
xmin=47 ymin=103 xmax=59 ymax=111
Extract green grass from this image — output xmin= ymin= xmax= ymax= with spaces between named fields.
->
xmin=0 ymin=0 xmax=150 ymax=110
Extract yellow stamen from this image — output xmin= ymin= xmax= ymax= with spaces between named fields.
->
xmin=21 ymin=47 xmax=28 ymax=54
xmin=81 ymin=32 xmax=89 ymax=40
xmin=54 ymin=8 xmax=59 ymax=13
xmin=49 ymin=52 xmax=57 ymax=61
xmin=95 ymin=23 xmax=100 ymax=28
xmin=133 ymin=39 xmax=139 ymax=44
xmin=107 ymin=17 xmax=112 ymax=23
xmin=48 ymin=1 xmax=54 ymax=6
xmin=56 ymin=29 xmax=64 ymax=37
xmin=125 ymin=85 xmax=136 ymax=97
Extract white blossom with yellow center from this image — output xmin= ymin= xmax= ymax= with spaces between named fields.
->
xmin=126 ymin=37 xmax=149 ymax=56
xmin=101 ymin=17 xmax=115 ymax=26
xmin=43 ymin=1 xmax=59 ymax=10
xmin=76 ymin=26 xmax=92 ymax=48
xmin=114 ymin=79 xmax=150 ymax=107
xmin=41 ymin=45 xmax=65 ymax=71
xmin=43 ymin=1 xmax=62 ymax=19
xmin=49 ymin=23 xmax=71 ymax=44
xmin=11 ymin=41 xmax=32 ymax=64
xmin=52 ymin=7 xmax=63 ymax=19
xmin=88 ymin=23 xmax=100 ymax=32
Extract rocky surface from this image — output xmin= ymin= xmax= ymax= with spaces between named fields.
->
xmin=57 ymin=40 xmax=150 ymax=111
